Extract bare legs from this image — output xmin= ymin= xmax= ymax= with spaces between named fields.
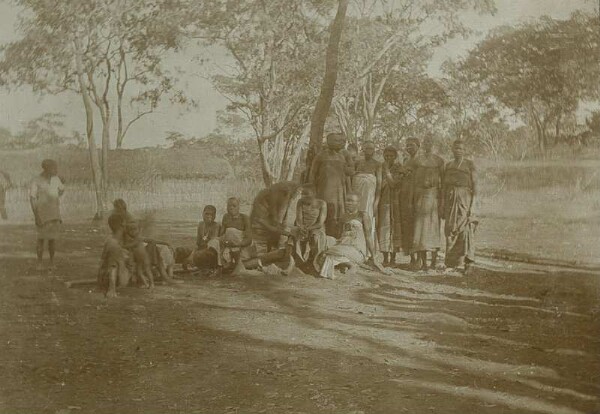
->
xmin=36 ymin=239 xmax=56 ymax=271
xmin=415 ymin=250 xmax=440 ymax=271
xmin=382 ymin=252 xmax=397 ymax=267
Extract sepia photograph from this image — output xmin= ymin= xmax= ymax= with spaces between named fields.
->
xmin=0 ymin=0 xmax=599 ymax=413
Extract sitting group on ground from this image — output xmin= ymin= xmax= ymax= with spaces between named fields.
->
xmin=27 ymin=132 xmax=477 ymax=298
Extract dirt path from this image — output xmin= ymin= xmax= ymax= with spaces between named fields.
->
xmin=0 ymin=221 xmax=599 ymax=414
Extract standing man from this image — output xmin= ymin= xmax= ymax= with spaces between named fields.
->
xmin=0 ymin=169 xmax=12 ymax=220
xmin=411 ymin=136 xmax=445 ymax=271
xmin=30 ymin=159 xmax=65 ymax=271
xmin=442 ymin=140 xmax=477 ymax=273
xmin=352 ymin=141 xmax=382 ymax=241
xmin=309 ymin=133 xmax=354 ymax=237
xmin=399 ymin=138 xmax=419 ymax=269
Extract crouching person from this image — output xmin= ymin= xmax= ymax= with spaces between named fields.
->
xmin=97 ymin=214 xmax=130 ymax=298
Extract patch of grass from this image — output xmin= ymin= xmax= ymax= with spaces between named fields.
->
xmin=0 ymin=146 xmax=234 ymax=187
xmin=3 ymin=178 xmax=262 ymax=223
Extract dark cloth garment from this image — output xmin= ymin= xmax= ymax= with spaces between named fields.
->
xmin=377 ymin=162 xmax=404 ymax=253
xmin=443 ymin=159 xmax=476 ymax=267
xmin=398 ymin=156 xmax=417 ymax=254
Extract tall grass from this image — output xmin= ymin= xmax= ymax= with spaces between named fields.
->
xmin=3 ymin=178 xmax=262 ymax=223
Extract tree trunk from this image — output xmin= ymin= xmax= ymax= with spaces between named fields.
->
xmin=100 ymin=111 xmax=110 ymax=188
xmin=258 ymin=142 xmax=274 ymax=187
xmin=73 ymin=39 xmax=104 ymax=220
xmin=116 ymin=88 xmax=125 ymax=148
xmin=304 ymin=0 xmax=349 ymax=179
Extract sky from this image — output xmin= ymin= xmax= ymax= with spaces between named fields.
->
xmin=0 ymin=0 xmax=596 ymax=149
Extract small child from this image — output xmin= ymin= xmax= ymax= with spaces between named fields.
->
xmin=194 ymin=205 xmax=222 ymax=273
xmin=97 ymin=213 xmax=130 ymax=298
xmin=112 ymin=199 xmax=153 ymax=288
xmin=220 ymin=197 xmax=253 ymax=272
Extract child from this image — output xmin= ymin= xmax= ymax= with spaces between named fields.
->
xmin=112 ymin=199 xmax=153 ymax=288
xmin=193 ymin=205 xmax=222 ymax=273
xmin=220 ymin=197 xmax=253 ymax=272
xmin=294 ymin=185 xmax=328 ymax=271
xmin=97 ymin=213 xmax=130 ymax=298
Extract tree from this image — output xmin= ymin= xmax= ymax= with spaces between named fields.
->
xmin=0 ymin=0 xmax=193 ymax=217
xmin=305 ymin=0 xmax=349 ymax=176
xmin=332 ymin=0 xmax=496 ymax=148
xmin=193 ymin=0 xmax=333 ymax=187
xmin=463 ymin=12 xmax=600 ymax=153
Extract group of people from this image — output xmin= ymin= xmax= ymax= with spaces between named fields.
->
xmin=27 ymin=131 xmax=478 ymax=297
xmin=307 ymin=132 xmax=477 ymax=276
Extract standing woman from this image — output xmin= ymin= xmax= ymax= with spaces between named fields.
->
xmin=442 ymin=140 xmax=477 ymax=272
xmin=29 ymin=159 xmax=65 ymax=271
xmin=411 ymin=136 xmax=445 ymax=271
xmin=377 ymin=146 xmax=405 ymax=267
xmin=399 ymin=138 xmax=419 ymax=268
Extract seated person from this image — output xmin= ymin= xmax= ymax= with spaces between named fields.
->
xmin=192 ymin=205 xmax=222 ymax=272
xmin=97 ymin=213 xmax=130 ymax=298
xmin=236 ymin=181 xmax=302 ymax=275
xmin=145 ymin=242 xmax=183 ymax=284
xmin=294 ymin=185 xmax=330 ymax=272
xmin=220 ymin=197 xmax=253 ymax=272
xmin=314 ymin=193 xmax=379 ymax=279
xmin=112 ymin=199 xmax=153 ymax=288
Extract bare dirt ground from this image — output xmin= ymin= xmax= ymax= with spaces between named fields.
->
xmin=1 ymin=217 xmax=599 ymax=414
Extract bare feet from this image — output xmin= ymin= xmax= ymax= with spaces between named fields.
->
xmin=35 ymin=262 xmax=44 ymax=272
xmin=282 ymin=256 xmax=295 ymax=276
xmin=106 ymin=290 xmax=117 ymax=298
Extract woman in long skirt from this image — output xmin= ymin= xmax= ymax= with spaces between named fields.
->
xmin=442 ymin=140 xmax=477 ymax=272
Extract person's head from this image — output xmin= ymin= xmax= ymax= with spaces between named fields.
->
xmin=301 ymin=184 xmax=316 ymax=201
xmin=203 ymin=205 xmax=216 ymax=224
xmin=41 ymin=159 xmax=58 ymax=177
xmin=226 ymin=197 xmax=240 ymax=217
xmin=344 ymin=193 xmax=359 ymax=213
xmin=326 ymin=132 xmax=345 ymax=151
xmin=423 ymin=135 xmax=435 ymax=153
xmin=362 ymin=141 xmax=375 ymax=159
xmin=405 ymin=138 xmax=420 ymax=156
xmin=452 ymin=140 xmax=465 ymax=159
xmin=113 ymin=198 xmax=127 ymax=213
xmin=107 ymin=213 xmax=125 ymax=235
xmin=383 ymin=146 xmax=398 ymax=165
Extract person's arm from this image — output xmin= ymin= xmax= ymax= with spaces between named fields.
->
xmin=438 ymin=161 xmax=446 ymax=219
xmin=29 ymin=180 xmax=41 ymax=226
xmin=57 ymin=176 xmax=65 ymax=197
xmin=308 ymin=200 xmax=327 ymax=231
xmin=196 ymin=223 xmax=203 ymax=248
xmin=374 ymin=163 xmax=382 ymax=213
xmin=219 ymin=216 xmax=227 ymax=237
xmin=239 ymin=215 xmax=253 ymax=247
xmin=469 ymin=160 xmax=477 ymax=214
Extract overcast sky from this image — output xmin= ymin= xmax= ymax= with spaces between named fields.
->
xmin=0 ymin=0 xmax=596 ymax=148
